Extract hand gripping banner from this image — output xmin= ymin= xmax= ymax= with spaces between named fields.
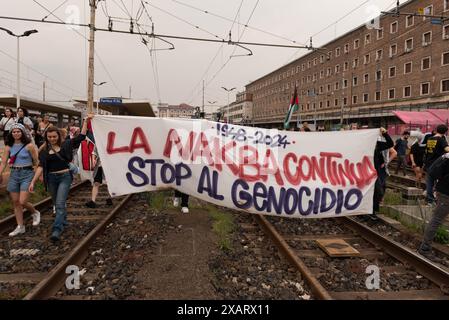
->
xmin=92 ymin=116 xmax=379 ymax=219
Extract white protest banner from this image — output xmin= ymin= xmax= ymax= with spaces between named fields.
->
xmin=92 ymin=116 xmax=379 ymax=219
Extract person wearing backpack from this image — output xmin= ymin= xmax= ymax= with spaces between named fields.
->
xmin=0 ymin=123 xmax=41 ymax=236
xmin=419 ymin=153 xmax=449 ymax=258
xmin=423 ymin=124 xmax=449 ymax=205
xmin=29 ymin=114 xmax=91 ymax=242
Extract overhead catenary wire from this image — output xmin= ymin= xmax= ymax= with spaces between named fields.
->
xmin=31 ymin=0 xmax=124 ymax=97
xmin=171 ymin=0 xmax=306 ymax=46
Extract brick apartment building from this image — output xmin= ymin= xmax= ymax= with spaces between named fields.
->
xmin=246 ymin=0 xmax=449 ymax=128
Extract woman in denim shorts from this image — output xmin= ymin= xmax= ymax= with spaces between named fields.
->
xmin=0 ymin=123 xmax=40 ymax=236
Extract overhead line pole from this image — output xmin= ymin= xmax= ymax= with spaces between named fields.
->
xmin=87 ymin=0 xmax=97 ymax=114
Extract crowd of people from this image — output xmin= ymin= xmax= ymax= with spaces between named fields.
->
xmin=1 ymin=109 xmax=448 ymax=258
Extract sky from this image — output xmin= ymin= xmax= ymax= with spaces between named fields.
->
xmin=0 ymin=0 xmax=398 ymax=112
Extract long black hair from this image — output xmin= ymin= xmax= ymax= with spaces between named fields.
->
xmin=7 ymin=126 xmax=31 ymax=147
xmin=17 ymin=107 xmax=29 ymax=117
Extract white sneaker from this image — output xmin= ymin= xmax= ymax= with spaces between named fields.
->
xmin=173 ymin=198 xmax=180 ymax=207
xmin=181 ymin=207 xmax=189 ymax=214
xmin=53 ymin=206 xmax=56 ymax=214
xmin=9 ymin=225 xmax=25 ymax=237
xmin=32 ymin=210 xmax=41 ymax=226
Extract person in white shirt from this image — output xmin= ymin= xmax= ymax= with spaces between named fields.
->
xmin=0 ymin=108 xmax=15 ymax=145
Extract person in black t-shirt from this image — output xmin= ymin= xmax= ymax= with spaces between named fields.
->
xmin=424 ymin=125 xmax=449 ymax=204
xmin=410 ymin=132 xmax=426 ymax=188
xmin=394 ymin=131 xmax=410 ymax=176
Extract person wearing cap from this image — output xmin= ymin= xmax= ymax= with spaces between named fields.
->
xmin=0 ymin=123 xmax=41 ymax=236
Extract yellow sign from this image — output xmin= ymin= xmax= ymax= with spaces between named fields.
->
xmin=418 ymin=8 xmax=424 ymax=15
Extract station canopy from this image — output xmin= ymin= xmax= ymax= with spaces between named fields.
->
xmin=73 ymin=97 xmax=155 ymax=117
xmin=392 ymin=110 xmax=448 ymax=125
xmin=0 ymin=94 xmax=81 ymax=117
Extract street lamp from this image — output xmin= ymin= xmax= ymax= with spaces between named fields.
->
xmin=93 ymin=81 xmax=107 ymax=114
xmin=0 ymin=27 xmax=38 ymax=109
xmin=221 ymin=87 xmax=236 ymax=123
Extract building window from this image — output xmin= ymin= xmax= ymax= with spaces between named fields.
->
xmin=344 ymin=43 xmax=349 ymax=53
xmin=445 ymin=0 xmax=449 ymax=11
xmin=365 ymin=34 xmax=371 ymax=45
xmin=320 ymin=55 xmax=325 ymax=63
xmin=406 ymin=15 xmax=414 ymax=28
xmin=377 ymin=28 xmax=384 ymax=40
xmin=343 ymin=97 xmax=348 ymax=105
xmin=423 ymin=5 xmax=433 ymax=20
xmin=327 ymin=52 xmax=333 ymax=60
xmin=352 ymin=95 xmax=358 ymax=104
xmin=422 ymin=31 xmax=432 ymax=46
xmin=404 ymin=62 xmax=412 ymax=74
xmin=422 ymin=56 xmax=431 ymax=70
xmin=343 ymin=61 xmax=349 ymax=71
xmin=390 ymin=44 xmax=397 ymax=57
xmin=444 ymin=24 xmax=449 ymax=40
xmin=442 ymin=79 xmax=449 ymax=92
xmin=327 ymin=67 xmax=332 ymax=76
xmin=353 ymin=58 xmax=359 ymax=68
xmin=375 ymin=91 xmax=381 ymax=101
xmin=327 ymin=84 xmax=331 ymax=92
xmin=319 ymin=101 xmax=323 ymax=109
xmin=391 ymin=21 xmax=398 ymax=33
xmin=327 ymin=101 xmax=330 ymax=108
xmin=389 ymin=66 xmax=396 ymax=78
xmin=334 ymin=99 xmax=338 ymax=107
xmin=308 ymin=61 xmax=311 ymax=68
xmin=313 ymin=58 xmax=318 ymax=66
xmin=405 ymin=38 xmax=413 ymax=52
xmin=421 ymin=82 xmax=430 ymax=95
xmin=354 ymin=39 xmax=360 ymax=49
xmin=320 ymin=70 xmax=324 ymax=78
xmin=376 ymin=49 xmax=383 ymax=61
xmin=319 ymin=86 xmax=324 ymax=93
xmin=363 ymin=93 xmax=369 ymax=102
xmin=376 ymin=70 xmax=382 ymax=81
xmin=364 ymin=54 xmax=370 ymax=64
xmin=302 ymin=63 xmax=305 ymax=71
xmin=353 ymin=76 xmax=358 ymax=86
xmin=388 ymin=88 xmax=396 ymax=99
xmin=335 ymin=64 xmax=340 ymax=73
xmin=343 ymin=79 xmax=348 ymax=88
xmin=443 ymin=51 xmax=449 ymax=66
xmin=335 ymin=81 xmax=340 ymax=90
xmin=335 ymin=47 xmax=341 ymax=57
xmin=404 ymin=86 xmax=411 ymax=97
xmin=364 ymin=73 xmax=369 ymax=83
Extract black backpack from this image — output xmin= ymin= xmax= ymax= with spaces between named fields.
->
xmin=428 ymin=154 xmax=449 ymax=180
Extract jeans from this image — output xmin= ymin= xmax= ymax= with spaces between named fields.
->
xmin=174 ymin=190 xmax=189 ymax=207
xmin=425 ymin=174 xmax=436 ymax=204
xmin=47 ymin=172 xmax=72 ymax=233
xmin=420 ymin=193 xmax=449 ymax=252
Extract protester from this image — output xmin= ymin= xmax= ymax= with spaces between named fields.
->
xmin=418 ymin=153 xmax=449 ymax=258
xmin=409 ymin=132 xmax=426 ymax=188
xmin=0 ymin=108 xmax=15 ymax=145
xmin=15 ymin=107 xmax=33 ymax=133
xmin=372 ymin=127 xmax=394 ymax=220
xmin=0 ymin=123 xmax=41 ymax=236
xmin=424 ymin=124 xmax=449 ymax=205
xmin=394 ymin=131 xmax=410 ymax=176
xmin=173 ymin=190 xmax=189 ymax=214
xmin=85 ymin=146 xmax=113 ymax=208
xmin=35 ymin=114 xmax=52 ymax=147
xmin=29 ymin=114 xmax=92 ymax=241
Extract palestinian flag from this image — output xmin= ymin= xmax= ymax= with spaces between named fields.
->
xmin=283 ymin=86 xmax=299 ymax=129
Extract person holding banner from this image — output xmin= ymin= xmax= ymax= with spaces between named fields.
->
xmin=372 ymin=127 xmax=394 ymax=220
xmin=29 ymin=114 xmax=92 ymax=242
xmin=173 ymin=190 xmax=189 ymax=214
xmin=85 ymin=147 xmax=113 ymax=208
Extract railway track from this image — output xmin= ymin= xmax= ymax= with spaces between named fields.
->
xmin=254 ymin=214 xmax=449 ymax=300
xmin=0 ymin=181 xmax=132 ymax=300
